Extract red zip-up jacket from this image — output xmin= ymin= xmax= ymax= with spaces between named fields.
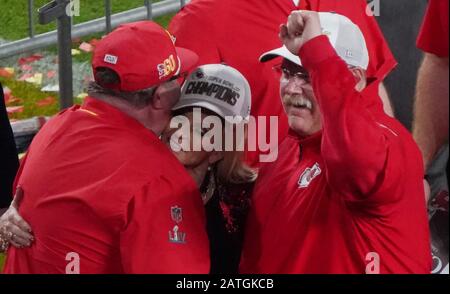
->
xmin=240 ymin=36 xmax=431 ymax=274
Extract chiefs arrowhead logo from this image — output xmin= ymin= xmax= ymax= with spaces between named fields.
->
xmin=298 ymin=163 xmax=322 ymax=188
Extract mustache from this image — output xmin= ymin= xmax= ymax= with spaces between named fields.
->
xmin=282 ymin=94 xmax=304 ymax=106
xmin=282 ymin=94 xmax=314 ymax=110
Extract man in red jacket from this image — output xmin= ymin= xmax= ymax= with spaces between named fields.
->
xmin=240 ymin=11 xmax=431 ymax=274
xmin=3 ymin=21 xmax=210 ymax=274
xmin=169 ymin=0 xmax=396 ymax=166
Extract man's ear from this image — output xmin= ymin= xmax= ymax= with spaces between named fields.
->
xmin=150 ymin=89 xmax=164 ymax=110
xmin=351 ymin=67 xmax=367 ymax=92
xmin=208 ymin=151 xmax=224 ymax=165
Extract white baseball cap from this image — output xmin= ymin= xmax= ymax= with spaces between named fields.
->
xmin=173 ymin=64 xmax=252 ymax=122
xmin=260 ymin=12 xmax=370 ymax=70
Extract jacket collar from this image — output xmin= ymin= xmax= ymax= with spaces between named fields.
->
xmin=287 ymin=128 xmax=322 ymax=147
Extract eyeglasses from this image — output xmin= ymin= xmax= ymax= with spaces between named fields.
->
xmin=273 ymin=64 xmax=310 ymax=83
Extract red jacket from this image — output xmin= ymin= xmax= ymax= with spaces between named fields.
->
xmin=3 ymin=98 xmax=210 ymax=274
xmin=240 ymin=36 xmax=431 ymax=274
xmin=417 ymin=0 xmax=449 ymax=57
xmin=169 ymin=0 xmax=396 ymax=166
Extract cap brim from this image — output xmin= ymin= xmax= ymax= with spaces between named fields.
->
xmin=173 ymin=99 xmax=228 ymax=118
xmin=259 ymin=46 xmax=302 ymax=66
xmin=172 ymin=99 xmax=249 ymax=123
xmin=176 ymin=47 xmax=199 ymax=74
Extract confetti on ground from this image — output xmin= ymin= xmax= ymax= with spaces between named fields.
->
xmin=46 ymin=70 xmax=56 ymax=79
xmin=36 ymin=96 xmax=56 ymax=107
xmin=77 ymin=92 xmax=88 ymax=100
xmin=18 ymin=54 xmax=43 ymax=65
xmin=6 ymin=105 xmax=24 ymax=114
xmin=20 ymin=64 xmax=33 ymax=71
xmin=0 ymin=67 xmax=15 ymax=78
xmin=41 ymin=84 xmax=59 ymax=92
xmin=25 ymin=73 xmax=43 ymax=86
xmin=18 ymin=73 xmax=34 ymax=81
xmin=7 ymin=96 xmax=24 ymax=105
xmin=3 ymin=86 xmax=11 ymax=103
xmin=71 ymin=49 xmax=81 ymax=56
xmin=89 ymin=38 xmax=100 ymax=47
xmin=79 ymin=42 xmax=93 ymax=53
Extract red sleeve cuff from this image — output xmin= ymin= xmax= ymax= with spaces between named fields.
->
xmin=299 ymin=35 xmax=338 ymax=71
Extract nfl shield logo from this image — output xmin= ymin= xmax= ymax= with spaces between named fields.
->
xmin=171 ymin=206 xmax=183 ymax=224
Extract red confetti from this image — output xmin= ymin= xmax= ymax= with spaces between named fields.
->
xmin=0 ymin=68 xmax=14 ymax=78
xmin=47 ymin=70 xmax=57 ymax=78
xmin=79 ymin=42 xmax=93 ymax=53
xmin=89 ymin=38 xmax=100 ymax=47
xmin=18 ymin=73 xmax=34 ymax=81
xmin=36 ymin=96 xmax=56 ymax=107
xmin=7 ymin=96 xmax=24 ymax=105
xmin=18 ymin=54 xmax=43 ymax=65
xmin=20 ymin=64 xmax=33 ymax=71
xmin=6 ymin=105 xmax=24 ymax=114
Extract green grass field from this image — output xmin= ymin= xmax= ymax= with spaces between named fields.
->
xmin=0 ymin=0 xmax=171 ymax=40
xmin=0 ymin=253 xmax=5 ymax=272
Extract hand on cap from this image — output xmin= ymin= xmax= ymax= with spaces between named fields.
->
xmin=279 ymin=11 xmax=322 ymax=56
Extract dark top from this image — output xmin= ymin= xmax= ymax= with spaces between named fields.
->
xmin=205 ymin=175 xmax=254 ymax=274
xmin=0 ymin=82 xmax=19 ymax=208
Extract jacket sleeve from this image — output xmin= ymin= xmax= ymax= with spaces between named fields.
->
xmin=299 ymin=35 xmax=398 ymax=202
xmin=169 ymin=2 xmax=222 ymax=65
xmin=310 ymin=0 xmax=398 ymax=80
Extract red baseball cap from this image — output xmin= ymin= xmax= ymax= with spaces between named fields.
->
xmin=92 ymin=21 xmax=198 ymax=92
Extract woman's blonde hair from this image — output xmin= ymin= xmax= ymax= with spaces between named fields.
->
xmin=216 ymin=124 xmax=258 ymax=184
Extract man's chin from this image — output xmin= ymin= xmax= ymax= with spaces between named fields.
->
xmin=288 ymin=118 xmax=314 ymax=136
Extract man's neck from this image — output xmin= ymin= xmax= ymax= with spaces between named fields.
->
xmin=89 ymin=94 xmax=160 ymax=135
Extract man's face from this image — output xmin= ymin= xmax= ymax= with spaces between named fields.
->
xmin=279 ymin=59 xmax=322 ymax=136
xmin=153 ymin=80 xmax=182 ymax=133
xmin=157 ymin=79 xmax=182 ymax=110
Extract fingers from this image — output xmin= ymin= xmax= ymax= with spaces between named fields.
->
xmin=11 ymin=186 xmax=24 ymax=210
xmin=9 ymin=208 xmax=32 ymax=233
xmin=5 ymin=221 xmax=34 ymax=244
xmin=10 ymin=231 xmax=32 ymax=248
xmin=287 ymin=11 xmax=304 ymax=38
xmin=279 ymin=24 xmax=289 ymax=42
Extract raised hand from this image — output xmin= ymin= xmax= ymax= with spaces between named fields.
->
xmin=279 ymin=11 xmax=323 ymax=56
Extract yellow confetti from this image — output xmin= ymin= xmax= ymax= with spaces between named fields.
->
xmin=71 ymin=49 xmax=81 ymax=56
xmin=4 ymin=67 xmax=15 ymax=75
xmin=25 ymin=73 xmax=43 ymax=86
xmin=77 ymin=92 xmax=88 ymax=100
